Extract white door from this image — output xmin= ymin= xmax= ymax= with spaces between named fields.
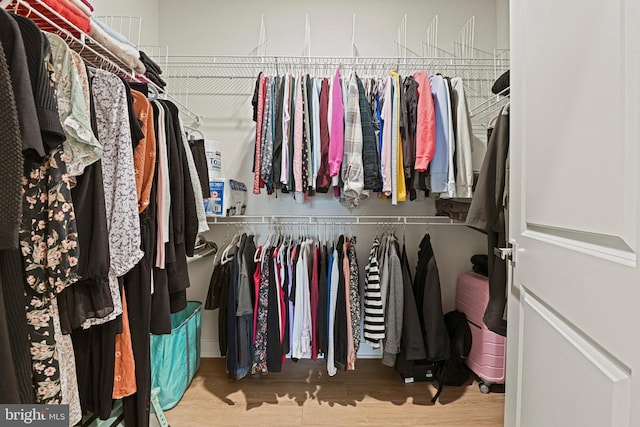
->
xmin=506 ymin=0 xmax=640 ymax=426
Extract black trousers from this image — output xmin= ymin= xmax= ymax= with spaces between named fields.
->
xmin=123 ymin=211 xmax=154 ymax=427
xmin=73 ymin=319 xmax=118 ymax=420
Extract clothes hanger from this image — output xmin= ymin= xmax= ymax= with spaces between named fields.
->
xmin=214 ymin=223 xmax=231 ymax=265
xmin=403 ymin=221 xmax=406 ymax=247
xmin=220 ymin=230 xmax=240 ymax=265
xmin=147 ymin=84 xmax=159 ymax=101
xmin=259 ymin=231 xmax=273 ymax=263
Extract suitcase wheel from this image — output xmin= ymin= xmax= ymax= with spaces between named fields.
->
xmin=479 ymin=382 xmax=491 ymax=394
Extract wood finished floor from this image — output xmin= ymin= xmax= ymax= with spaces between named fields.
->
xmin=165 ymin=358 xmax=504 ymax=426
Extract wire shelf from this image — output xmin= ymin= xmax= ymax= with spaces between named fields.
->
xmin=94 ymin=15 xmax=141 ymax=47
xmin=2 ymin=0 xmax=201 ymax=126
xmin=161 ymin=54 xmax=509 ymax=129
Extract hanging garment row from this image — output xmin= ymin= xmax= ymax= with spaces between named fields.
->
xmin=0 ymin=10 xmax=210 ymax=426
xmin=205 ymin=229 xmax=449 ymax=382
xmin=251 ymin=67 xmax=475 ymax=208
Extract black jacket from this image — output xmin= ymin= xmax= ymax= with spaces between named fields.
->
xmin=413 ymin=234 xmax=450 ymax=362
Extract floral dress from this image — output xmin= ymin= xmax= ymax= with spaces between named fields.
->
xmin=80 ymin=70 xmax=144 ymax=329
xmin=21 ymin=146 xmax=80 ymax=405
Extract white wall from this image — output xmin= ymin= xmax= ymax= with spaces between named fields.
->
xmin=91 ymin=0 xmax=160 ymax=46
xmin=496 ymin=0 xmax=510 ymax=49
xmin=158 ymin=0 xmax=498 ymax=57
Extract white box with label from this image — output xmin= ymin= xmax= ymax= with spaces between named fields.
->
xmin=205 ymin=178 xmax=247 ymax=217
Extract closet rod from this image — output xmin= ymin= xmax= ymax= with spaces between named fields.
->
xmin=207 ymin=215 xmax=464 ymax=226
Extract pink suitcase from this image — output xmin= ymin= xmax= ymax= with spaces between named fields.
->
xmin=455 ymin=272 xmax=506 ymax=393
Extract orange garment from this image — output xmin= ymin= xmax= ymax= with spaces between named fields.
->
xmin=131 ymin=90 xmax=157 ymax=213
xmin=112 ymin=290 xmax=137 ymax=399
xmin=412 ymin=71 xmax=436 ymax=172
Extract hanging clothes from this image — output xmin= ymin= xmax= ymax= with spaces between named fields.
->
xmin=260 ymin=78 xmax=275 ymax=193
xmin=428 ymin=74 xmax=450 ymax=194
xmin=465 ymin=105 xmax=510 ymax=337
xmin=81 ymin=70 xmax=143 ymax=329
xmin=357 ymin=75 xmax=381 ymax=192
xmin=392 ymin=71 xmax=407 ymax=203
xmin=272 ymin=76 xmax=284 ymax=191
xmin=252 ymin=73 xmax=264 ymax=194
xmin=251 ymin=69 xmax=474 ymax=206
xmin=402 ymin=75 xmax=418 ymax=199
xmin=412 ymin=71 xmax=436 ymax=173
xmin=380 ymin=76 xmax=393 ymax=196
xmin=363 ymin=237 xmax=384 ymax=348
xmin=161 ymin=100 xmax=195 ymax=313
xmin=347 ymin=239 xmax=360 ymax=370
xmin=236 ymin=235 xmax=256 ymax=379
xmin=280 ymin=73 xmax=292 ymax=190
xmin=310 ymin=244 xmax=320 ymax=361
xmin=316 ymin=78 xmax=331 ymax=192
xmin=45 ymin=32 xmax=101 ymax=178
xmin=267 ymin=242 xmax=284 ymax=371
xmin=394 ymin=243 xmax=428 ymax=378
xmin=341 ymin=72 xmax=366 ymax=208
xmin=0 ymin=9 xmax=214 ymax=421
xmin=290 ymin=240 xmax=309 ymax=359
xmin=329 ymin=67 xmax=344 ymax=191
xmin=413 ymin=234 xmax=450 ymax=362
xmin=381 ymin=236 xmax=403 ymax=367
xmin=442 ymin=77 xmax=457 ymax=198
xmin=317 ymin=243 xmax=329 ymax=355
xmin=252 ymin=245 xmax=270 ymax=375
xmin=326 ymin=243 xmax=339 ymax=377
xmin=450 ymin=77 xmax=474 ymax=198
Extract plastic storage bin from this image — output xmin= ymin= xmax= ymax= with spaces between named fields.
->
xmin=151 ymin=301 xmax=202 ymax=410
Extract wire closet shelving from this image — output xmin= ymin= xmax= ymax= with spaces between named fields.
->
xmin=158 ymin=14 xmax=509 ymax=131
xmin=0 ymin=0 xmax=201 ymax=126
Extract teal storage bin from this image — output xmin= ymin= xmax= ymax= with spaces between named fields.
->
xmin=150 ymin=301 xmax=202 ymax=410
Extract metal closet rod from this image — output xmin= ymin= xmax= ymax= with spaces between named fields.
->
xmin=206 ymin=215 xmax=463 ymax=226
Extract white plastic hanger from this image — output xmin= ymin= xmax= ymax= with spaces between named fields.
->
xmin=220 ymin=231 xmax=240 ymax=265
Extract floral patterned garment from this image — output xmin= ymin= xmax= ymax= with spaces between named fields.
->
xmin=45 ymin=33 xmax=101 ymax=178
xmin=22 ymin=145 xmax=80 ymax=404
xmin=21 ymin=156 xmax=61 ymax=404
xmin=46 ymin=146 xmax=82 ymax=424
xmin=348 ymin=241 xmax=361 ymax=355
xmin=81 ymin=70 xmax=144 ymax=329
xmin=51 ymin=296 xmax=82 ymax=426
xmin=252 ymin=248 xmax=271 ymax=375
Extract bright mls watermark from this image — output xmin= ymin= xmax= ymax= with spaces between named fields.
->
xmin=0 ymin=405 xmax=68 ymax=426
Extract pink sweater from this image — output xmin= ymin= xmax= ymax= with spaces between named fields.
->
xmin=413 ymin=71 xmax=436 ymax=172
xmin=329 ymin=67 xmax=344 ymax=178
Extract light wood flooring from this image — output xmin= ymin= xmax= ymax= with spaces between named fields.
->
xmin=164 ymin=358 xmax=504 ymax=426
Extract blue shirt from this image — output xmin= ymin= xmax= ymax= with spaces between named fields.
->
xmin=429 ymin=75 xmax=450 ymax=193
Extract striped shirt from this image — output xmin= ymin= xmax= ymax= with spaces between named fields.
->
xmin=363 ymin=238 xmax=384 ymax=347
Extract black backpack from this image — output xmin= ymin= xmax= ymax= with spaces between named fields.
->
xmin=432 ymin=310 xmax=473 ymax=403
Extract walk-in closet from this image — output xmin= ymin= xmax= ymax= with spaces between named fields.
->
xmin=1 ymin=0 xmax=639 ymax=426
